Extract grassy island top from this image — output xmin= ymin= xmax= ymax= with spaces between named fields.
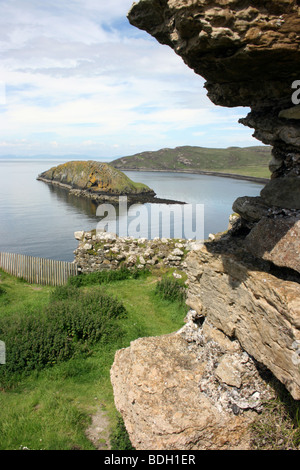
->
xmin=38 ymin=160 xmax=154 ymax=195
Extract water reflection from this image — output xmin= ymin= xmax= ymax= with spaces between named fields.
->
xmin=0 ymin=161 xmax=265 ymax=261
xmin=45 ymin=183 xmax=99 ymax=217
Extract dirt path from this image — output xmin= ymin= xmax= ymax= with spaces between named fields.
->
xmin=85 ymin=407 xmax=111 ymax=450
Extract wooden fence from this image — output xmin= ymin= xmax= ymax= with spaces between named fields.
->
xmin=0 ymin=252 xmax=78 ymax=286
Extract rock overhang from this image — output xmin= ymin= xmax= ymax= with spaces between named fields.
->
xmin=128 ymin=0 xmax=300 ymax=187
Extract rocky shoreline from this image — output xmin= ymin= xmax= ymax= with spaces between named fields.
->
xmin=120 ymin=167 xmax=270 ymax=184
xmin=37 ymin=175 xmax=186 ymax=205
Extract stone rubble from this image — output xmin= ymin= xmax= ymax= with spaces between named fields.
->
xmin=74 ymin=229 xmax=201 ymax=273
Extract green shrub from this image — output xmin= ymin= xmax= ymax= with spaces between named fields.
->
xmin=155 ymin=277 xmax=187 ymax=304
xmin=45 ymin=288 xmax=127 ymax=344
xmin=68 ymin=267 xmax=149 ymax=287
xmin=49 ymin=284 xmax=80 ymax=302
xmin=0 ymin=288 xmax=127 ymax=384
xmin=0 ymin=314 xmax=75 ymax=378
xmin=110 ymin=416 xmax=135 ymax=450
xmin=0 ymin=285 xmax=6 ymax=296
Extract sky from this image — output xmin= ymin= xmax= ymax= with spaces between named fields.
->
xmin=0 ymin=0 xmax=260 ymax=161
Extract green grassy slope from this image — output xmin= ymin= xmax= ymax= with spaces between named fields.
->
xmin=0 ymin=269 xmax=187 ymax=450
xmin=38 ymin=161 xmax=154 ymax=195
xmin=111 ymin=146 xmax=272 ymax=179
xmin=0 ymin=269 xmax=299 ymax=450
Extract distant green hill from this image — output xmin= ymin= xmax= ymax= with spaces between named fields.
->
xmin=111 ymin=146 xmax=272 ymax=180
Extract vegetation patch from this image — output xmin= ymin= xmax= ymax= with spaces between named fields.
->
xmin=250 ymin=381 xmax=300 ymax=450
xmin=0 ymin=285 xmax=6 ymax=296
xmin=155 ymin=276 xmax=187 ymax=304
xmin=0 ymin=285 xmax=126 ymax=386
xmin=111 ymin=145 xmax=272 ymax=179
xmin=110 ymin=415 xmax=135 ymax=451
xmin=67 ymin=266 xmax=150 ymax=288
xmin=0 ymin=269 xmax=187 ymax=450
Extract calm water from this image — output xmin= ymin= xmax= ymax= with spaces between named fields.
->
xmin=0 ymin=160 xmax=264 ymax=262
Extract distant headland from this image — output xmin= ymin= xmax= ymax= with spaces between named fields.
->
xmin=110 ymin=145 xmax=271 ymax=183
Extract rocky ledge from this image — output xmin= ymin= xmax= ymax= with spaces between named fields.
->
xmin=111 ymin=309 xmax=275 ymax=450
xmin=37 ymin=160 xmax=184 ymax=205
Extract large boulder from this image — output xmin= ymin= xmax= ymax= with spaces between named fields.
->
xmin=111 ymin=313 xmax=273 ymax=450
xmin=260 ymin=177 xmax=300 ymax=210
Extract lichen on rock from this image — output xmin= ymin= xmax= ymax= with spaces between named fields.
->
xmin=37 ymin=160 xmax=157 ymax=203
xmin=110 ymin=310 xmax=274 ymax=450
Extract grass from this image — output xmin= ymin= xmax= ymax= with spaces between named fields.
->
xmin=0 ymin=270 xmax=52 ymax=320
xmin=111 ymin=145 xmax=272 ymax=179
xmin=0 ymin=269 xmax=188 ymax=450
xmin=250 ymin=381 xmax=300 ymax=450
xmin=212 ymin=166 xmax=270 ymax=178
xmin=1 ymin=268 xmax=299 ymax=451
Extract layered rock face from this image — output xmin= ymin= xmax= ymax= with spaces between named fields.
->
xmin=186 ymin=237 xmax=300 ymax=401
xmin=110 ymin=0 xmax=300 ymax=450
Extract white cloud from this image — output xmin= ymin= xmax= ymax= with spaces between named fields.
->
xmin=0 ymin=0 xmax=257 ymax=158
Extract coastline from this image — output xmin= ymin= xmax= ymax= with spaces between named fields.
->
xmin=36 ymin=175 xmax=186 ymax=205
xmin=118 ymin=167 xmax=270 ymax=184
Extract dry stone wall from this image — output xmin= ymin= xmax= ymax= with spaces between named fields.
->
xmin=74 ymin=229 xmax=204 ymax=274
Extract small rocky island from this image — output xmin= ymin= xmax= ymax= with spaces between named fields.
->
xmin=37 ymin=160 xmax=184 ymax=205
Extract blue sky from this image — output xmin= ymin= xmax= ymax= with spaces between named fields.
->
xmin=0 ymin=0 xmax=259 ymax=160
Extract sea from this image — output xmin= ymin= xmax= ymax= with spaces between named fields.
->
xmin=0 ymin=159 xmax=265 ymax=262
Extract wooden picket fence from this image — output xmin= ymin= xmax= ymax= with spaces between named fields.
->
xmin=0 ymin=252 xmax=78 ymax=286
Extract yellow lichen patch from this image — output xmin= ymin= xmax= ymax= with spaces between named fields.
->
xmin=89 ymin=173 xmax=97 ymax=185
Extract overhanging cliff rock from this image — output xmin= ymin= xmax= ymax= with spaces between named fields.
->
xmin=110 ymin=0 xmax=300 ymax=450
xmin=128 ymin=0 xmax=300 ymax=220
